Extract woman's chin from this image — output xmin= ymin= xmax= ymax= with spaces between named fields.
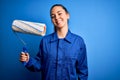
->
xmin=56 ymin=26 xmax=63 ymax=29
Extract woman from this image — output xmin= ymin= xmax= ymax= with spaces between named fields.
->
xmin=20 ymin=4 xmax=88 ymax=80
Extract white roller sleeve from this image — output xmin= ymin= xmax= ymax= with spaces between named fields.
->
xmin=12 ymin=20 xmax=46 ymax=36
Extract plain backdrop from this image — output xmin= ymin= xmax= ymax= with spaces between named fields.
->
xmin=0 ymin=0 xmax=120 ymax=80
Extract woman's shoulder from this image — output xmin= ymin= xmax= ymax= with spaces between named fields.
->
xmin=70 ymin=31 xmax=84 ymax=41
xmin=41 ymin=32 xmax=54 ymax=41
xmin=70 ymin=32 xmax=86 ymax=46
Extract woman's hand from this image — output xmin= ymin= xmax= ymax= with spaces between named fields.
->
xmin=20 ymin=52 xmax=30 ymax=63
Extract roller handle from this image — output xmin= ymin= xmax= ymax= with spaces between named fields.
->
xmin=22 ymin=46 xmax=27 ymax=66
xmin=23 ymin=46 xmax=27 ymax=53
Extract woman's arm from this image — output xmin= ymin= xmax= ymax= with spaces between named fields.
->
xmin=77 ymin=40 xmax=88 ymax=80
xmin=20 ymin=39 xmax=44 ymax=72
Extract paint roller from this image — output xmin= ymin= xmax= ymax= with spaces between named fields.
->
xmin=12 ymin=20 xmax=46 ymax=65
xmin=12 ymin=20 xmax=46 ymax=36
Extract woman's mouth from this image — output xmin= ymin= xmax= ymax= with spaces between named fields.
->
xmin=56 ymin=19 xmax=62 ymax=25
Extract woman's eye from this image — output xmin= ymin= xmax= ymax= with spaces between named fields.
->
xmin=51 ymin=15 xmax=55 ymax=18
xmin=58 ymin=13 xmax=62 ymax=15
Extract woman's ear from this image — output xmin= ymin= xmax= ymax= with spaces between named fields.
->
xmin=67 ymin=14 xmax=70 ymax=19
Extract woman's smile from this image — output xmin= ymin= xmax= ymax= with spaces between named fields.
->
xmin=51 ymin=6 xmax=69 ymax=29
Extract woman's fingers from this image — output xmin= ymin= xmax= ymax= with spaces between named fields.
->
xmin=20 ymin=52 xmax=29 ymax=62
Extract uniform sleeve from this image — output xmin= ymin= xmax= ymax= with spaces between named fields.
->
xmin=25 ymin=39 xmax=43 ymax=72
xmin=76 ymin=39 xmax=88 ymax=80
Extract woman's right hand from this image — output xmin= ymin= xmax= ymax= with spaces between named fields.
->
xmin=20 ymin=52 xmax=30 ymax=63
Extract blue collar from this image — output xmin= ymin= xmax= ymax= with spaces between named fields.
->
xmin=50 ymin=30 xmax=74 ymax=43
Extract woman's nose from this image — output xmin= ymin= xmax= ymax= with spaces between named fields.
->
xmin=55 ymin=15 xmax=59 ymax=20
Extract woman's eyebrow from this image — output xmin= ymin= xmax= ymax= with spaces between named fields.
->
xmin=57 ymin=10 xmax=62 ymax=13
xmin=52 ymin=10 xmax=62 ymax=14
xmin=51 ymin=10 xmax=63 ymax=16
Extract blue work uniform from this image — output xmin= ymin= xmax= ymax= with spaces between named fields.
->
xmin=25 ymin=30 xmax=88 ymax=80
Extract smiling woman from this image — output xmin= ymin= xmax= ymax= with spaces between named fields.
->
xmin=50 ymin=4 xmax=70 ymax=35
xmin=50 ymin=4 xmax=69 ymax=31
xmin=20 ymin=4 xmax=88 ymax=80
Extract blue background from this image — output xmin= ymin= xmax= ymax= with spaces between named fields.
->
xmin=0 ymin=0 xmax=120 ymax=80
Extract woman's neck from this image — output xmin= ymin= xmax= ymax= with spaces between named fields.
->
xmin=57 ymin=26 xmax=68 ymax=39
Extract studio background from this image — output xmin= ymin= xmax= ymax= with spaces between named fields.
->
xmin=0 ymin=0 xmax=120 ymax=80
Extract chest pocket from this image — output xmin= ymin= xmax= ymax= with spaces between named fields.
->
xmin=63 ymin=47 xmax=80 ymax=67
xmin=61 ymin=49 xmax=79 ymax=80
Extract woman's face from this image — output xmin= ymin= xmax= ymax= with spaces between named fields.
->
xmin=51 ymin=6 xmax=69 ymax=29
